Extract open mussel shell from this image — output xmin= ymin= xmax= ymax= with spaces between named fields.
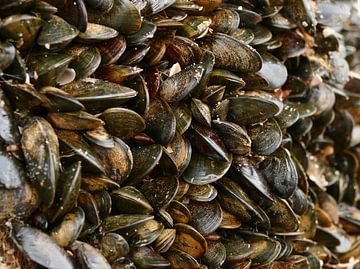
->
xmin=227 ymin=91 xmax=283 ymax=125
xmin=111 ymin=186 xmax=153 ymax=214
xmin=199 ymin=33 xmax=262 ymax=73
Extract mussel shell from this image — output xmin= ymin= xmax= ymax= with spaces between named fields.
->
xmin=172 ymin=102 xmax=192 ymax=135
xmin=199 ymin=33 xmax=262 ymax=73
xmin=0 ymin=150 xmax=26 ymax=189
xmin=210 ymin=9 xmax=240 ymax=34
xmin=172 ymin=223 xmax=208 ymax=259
xmin=46 ymin=161 xmax=82 ymax=223
xmin=61 ymin=78 xmax=137 ymax=113
xmin=183 ymin=151 xmax=232 ymax=185
xmin=259 ymin=147 xmax=298 ymax=199
xmin=39 ymin=86 xmax=85 ymax=112
xmin=154 ymin=228 xmax=176 ymax=253
xmin=186 ymin=183 xmax=217 ymax=202
xmin=101 ymin=214 xmax=154 ymax=234
xmin=139 ymin=176 xmax=179 ymax=210
xmin=160 ymin=64 xmax=204 ymax=103
xmin=212 ymin=120 xmax=251 ymax=155
xmin=13 ymin=224 xmax=75 ymax=269
xmin=111 ymin=186 xmax=153 ymax=214
xmin=47 ymin=111 xmax=104 ymax=130
xmin=248 ymin=118 xmax=282 ymax=156
xmin=77 ymin=23 xmax=118 ymax=43
xmin=189 ymin=98 xmax=211 ymax=127
xmin=144 ymin=98 xmax=176 ymax=145
xmin=88 ymin=0 xmax=142 ymax=34
xmin=101 ymin=107 xmax=145 ymax=140
xmin=37 ymin=15 xmax=79 ymax=51
xmin=21 ymin=117 xmax=60 ymax=208
xmin=100 ymin=233 xmax=129 ymax=263
xmin=216 ymin=177 xmax=270 ymax=229
xmin=56 ymin=129 xmax=104 ymax=174
xmin=227 ymin=91 xmax=283 ymax=125
xmin=50 ymin=207 xmax=85 ymax=248
xmin=165 ymin=248 xmax=200 ymax=269
xmin=188 ymin=200 xmax=223 ymax=235
xmin=128 ymin=144 xmax=163 ymax=181
xmin=0 ymin=15 xmax=42 ymax=50
xmin=92 ymin=137 xmax=133 ymax=184
xmin=203 ymin=241 xmax=226 ymax=268
xmin=131 ymin=246 xmax=171 ymax=268
xmin=97 ymin=36 xmax=127 ymax=65
xmin=71 ymin=240 xmax=111 ymax=269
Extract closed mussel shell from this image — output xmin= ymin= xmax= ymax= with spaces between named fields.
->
xmin=111 ymin=186 xmax=153 ymax=214
xmin=199 ymin=33 xmax=262 ymax=73
xmin=77 ymin=23 xmax=118 ymax=43
xmin=47 ymin=111 xmax=104 ymax=130
xmin=100 ymin=233 xmax=129 ymax=263
xmin=187 ymin=200 xmax=223 ymax=235
xmin=67 ymin=45 xmax=101 ymax=79
xmin=131 ymin=246 xmax=171 ymax=268
xmin=13 ymin=224 xmax=75 ymax=269
xmin=21 ymin=117 xmax=60 ymax=208
xmin=259 ymin=147 xmax=298 ymax=199
xmin=71 ymin=240 xmax=111 ymax=269
xmin=37 ymin=15 xmax=79 ymax=51
xmin=227 ymin=91 xmax=283 ymax=125
xmin=50 ymin=207 xmax=85 ymax=248
xmin=139 ymin=176 xmax=179 ymax=210
xmin=101 ymin=107 xmax=145 ymax=141
xmin=172 ymin=223 xmax=208 ymax=259
xmin=248 ymin=118 xmax=282 ymax=156
xmin=145 ymin=98 xmax=176 ymax=145
xmin=46 ymin=161 xmax=82 ymax=223
xmin=168 ymin=200 xmax=191 ymax=224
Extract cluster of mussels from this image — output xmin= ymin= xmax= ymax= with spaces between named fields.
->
xmin=1 ymin=0 xmax=360 ymax=268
